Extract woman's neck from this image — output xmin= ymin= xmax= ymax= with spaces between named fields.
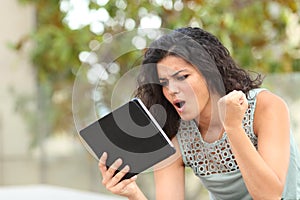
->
xmin=196 ymin=93 xmax=224 ymax=142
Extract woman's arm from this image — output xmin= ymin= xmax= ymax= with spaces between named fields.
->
xmin=98 ymin=137 xmax=184 ymax=199
xmin=154 ymin=137 xmax=185 ymax=200
xmin=218 ymin=90 xmax=290 ymax=199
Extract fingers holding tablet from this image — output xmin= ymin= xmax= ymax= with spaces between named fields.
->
xmin=98 ymin=152 xmax=138 ymax=196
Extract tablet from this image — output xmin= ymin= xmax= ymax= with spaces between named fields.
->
xmin=79 ymin=98 xmax=176 ymax=180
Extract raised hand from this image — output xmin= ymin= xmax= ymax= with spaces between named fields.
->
xmin=217 ymin=90 xmax=248 ymax=131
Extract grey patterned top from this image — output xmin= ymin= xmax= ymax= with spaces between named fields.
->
xmin=176 ymin=88 xmax=300 ymax=199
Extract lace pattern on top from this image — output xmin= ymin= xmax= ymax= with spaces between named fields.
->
xmin=177 ymin=90 xmax=260 ymax=177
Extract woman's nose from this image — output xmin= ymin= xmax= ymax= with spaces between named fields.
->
xmin=167 ymin=81 xmax=179 ymax=95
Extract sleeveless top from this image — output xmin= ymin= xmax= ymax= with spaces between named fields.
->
xmin=176 ymin=88 xmax=300 ymax=199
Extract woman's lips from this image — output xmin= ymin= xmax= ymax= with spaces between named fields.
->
xmin=173 ymin=100 xmax=185 ymax=113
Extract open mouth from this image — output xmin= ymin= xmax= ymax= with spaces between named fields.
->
xmin=175 ymin=101 xmax=185 ymax=109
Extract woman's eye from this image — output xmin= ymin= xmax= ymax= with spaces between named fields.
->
xmin=159 ymin=81 xmax=168 ymax=87
xmin=176 ymin=75 xmax=189 ymax=81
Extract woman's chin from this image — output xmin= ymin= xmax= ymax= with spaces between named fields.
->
xmin=178 ymin=114 xmax=194 ymax=122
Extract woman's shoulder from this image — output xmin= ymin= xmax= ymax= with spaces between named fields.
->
xmin=254 ymin=89 xmax=288 ymax=112
xmin=247 ymin=88 xmax=288 ymax=113
xmin=253 ymin=88 xmax=290 ymax=134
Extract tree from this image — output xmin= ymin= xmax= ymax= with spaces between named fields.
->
xmin=15 ymin=0 xmax=299 ymax=145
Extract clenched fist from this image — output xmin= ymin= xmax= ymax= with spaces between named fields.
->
xmin=217 ymin=90 xmax=248 ymax=131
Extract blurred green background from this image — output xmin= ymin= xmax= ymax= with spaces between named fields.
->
xmin=1 ymin=0 xmax=299 ymax=199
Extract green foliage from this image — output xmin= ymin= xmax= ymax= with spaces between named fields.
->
xmin=15 ymin=0 xmax=300 ymax=144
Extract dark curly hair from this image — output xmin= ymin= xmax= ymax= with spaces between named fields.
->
xmin=135 ymin=27 xmax=263 ymax=139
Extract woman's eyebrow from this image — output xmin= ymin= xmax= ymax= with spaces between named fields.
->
xmin=158 ymin=77 xmax=167 ymax=81
xmin=171 ymin=69 xmax=187 ymax=77
xmin=159 ymin=69 xmax=188 ymax=80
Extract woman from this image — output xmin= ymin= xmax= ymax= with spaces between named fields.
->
xmin=98 ymin=27 xmax=300 ymax=199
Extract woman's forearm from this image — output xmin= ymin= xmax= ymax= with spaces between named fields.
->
xmin=226 ymin=127 xmax=284 ymax=199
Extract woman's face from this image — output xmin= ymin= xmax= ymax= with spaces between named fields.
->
xmin=157 ymin=56 xmax=210 ymax=122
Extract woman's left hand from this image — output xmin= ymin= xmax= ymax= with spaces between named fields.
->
xmin=217 ymin=90 xmax=248 ymax=131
